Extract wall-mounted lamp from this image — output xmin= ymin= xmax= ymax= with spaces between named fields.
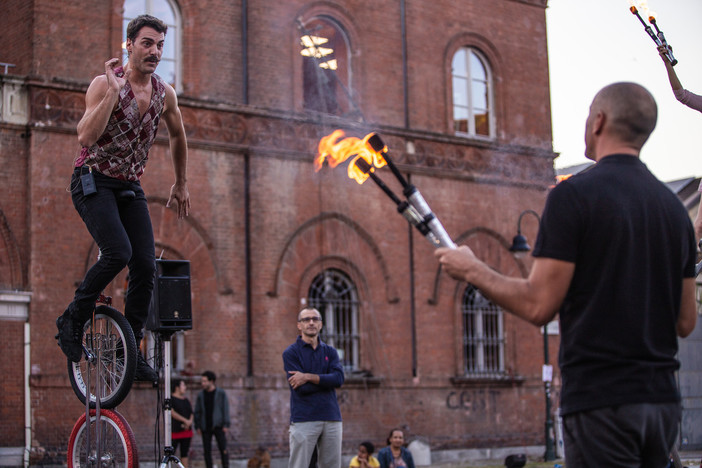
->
xmin=509 ymin=209 xmax=540 ymax=253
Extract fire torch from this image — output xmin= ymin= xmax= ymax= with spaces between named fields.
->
xmin=316 ymin=131 xmax=456 ymax=249
xmin=628 ymin=0 xmax=677 ymax=65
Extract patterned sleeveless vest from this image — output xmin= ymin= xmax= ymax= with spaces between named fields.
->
xmin=75 ymin=71 xmax=167 ymax=181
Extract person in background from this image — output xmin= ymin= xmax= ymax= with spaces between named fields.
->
xmin=657 ymin=44 xmax=702 ymax=241
xmin=377 ymin=429 xmax=415 ymax=468
xmin=194 ymin=371 xmax=230 ymax=468
xmin=283 ymin=307 xmax=344 ymax=468
xmin=170 ymin=378 xmax=194 ymax=467
xmin=247 ymin=446 xmax=271 ymax=468
xmin=349 ymin=441 xmax=380 ymax=468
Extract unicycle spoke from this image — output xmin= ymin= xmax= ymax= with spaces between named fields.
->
xmin=98 ymin=339 xmax=127 ymax=397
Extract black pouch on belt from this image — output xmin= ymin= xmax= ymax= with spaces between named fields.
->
xmin=80 ymin=166 xmax=97 ymax=196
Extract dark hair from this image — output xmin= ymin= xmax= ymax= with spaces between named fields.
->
xmin=126 ymin=14 xmax=168 ymax=42
xmin=386 ymin=428 xmax=403 ymax=445
xmin=360 ymin=441 xmax=375 ymax=455
xmin=202 ymin=370 xmax=216 ymax=382
xmin=171 ymin=377 xmax=184 ymax=393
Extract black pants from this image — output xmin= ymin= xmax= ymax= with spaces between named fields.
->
xmin=68 ymin=168 xmax=155 ymax=340
xmin=172 ymin=437 xmax=191 ymax=459
xmin=201 ymin=427 xmax=228 ymax=468
xmin=563 ymin=402 xmax=680 ymax=468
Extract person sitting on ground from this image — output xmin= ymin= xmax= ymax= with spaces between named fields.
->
xmin=376 ymin=429 xmax=415 ymax=468
xmin=349 ymin=441 xmax=379 ymax=468
xmin=247 ymin=446 xmax=271 ymax=468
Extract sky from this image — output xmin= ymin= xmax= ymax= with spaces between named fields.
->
xmin=546 ymin=0 xmax=702 ymax=182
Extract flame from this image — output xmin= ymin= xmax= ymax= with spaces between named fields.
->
xmin=315 ymin=130 xmax=387 ymax=184
xmin=549 ymin=173 xmax=573 ymax=188
xmin=629 ymin=0 xmax=657 ymax=20
xmin=638 ymin=0 xmax=650 ymax=17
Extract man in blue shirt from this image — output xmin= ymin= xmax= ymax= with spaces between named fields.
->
xmin=283 ymin=307 xmax=344 ymax=468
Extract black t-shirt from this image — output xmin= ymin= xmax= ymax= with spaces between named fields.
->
xmin=171 ymin=396 xmax=193 ymax=433
xmin=533 ymin=155 xmax=696 ymax=415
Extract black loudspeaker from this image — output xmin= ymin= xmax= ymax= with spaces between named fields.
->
xmin=504 ymin=454 xmax=527 ymax=468
xmin=146 ymin=259 xmax=192 ymax=332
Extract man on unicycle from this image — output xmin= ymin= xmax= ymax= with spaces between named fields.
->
xmin=56 ymin=14 xmax=190 ymax=383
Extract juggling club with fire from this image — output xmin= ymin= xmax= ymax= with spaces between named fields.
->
xmin=628 ymin=0 xmax=677 ymax=65
xmin=315 ymin=131 xmax=456 ymax=249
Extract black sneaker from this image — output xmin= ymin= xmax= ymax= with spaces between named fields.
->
xmin=55 ymin=313 xmax=84 ymax=363
xmin=134 ymin=353 xmax=158 ymax=382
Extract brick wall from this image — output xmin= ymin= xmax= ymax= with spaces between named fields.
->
xmin=0 ymin=0 xmax=559 ymax=463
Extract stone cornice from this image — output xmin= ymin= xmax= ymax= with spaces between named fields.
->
xmin=23 ymin=84 xmax=556 ymax=190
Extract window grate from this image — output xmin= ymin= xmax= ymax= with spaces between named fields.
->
xmin=462 ymin=284 xmax=504 ymax=377
xmin=308 ymin=268 xmax=359 ymax=371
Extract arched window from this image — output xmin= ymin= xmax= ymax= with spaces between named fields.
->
xmin=122 ymin=0 xmax=182 ymax=92
xmin=308 ymin=268 xmax=359 ymax=371
xmin=452 ymin=47 xmax=494 ymax=138
xmin=299 ymin=17 xmax=351 ymax=115
xmin=462 ymin=284 xmax=504 ymax=376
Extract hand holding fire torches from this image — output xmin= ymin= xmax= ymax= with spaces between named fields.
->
xmin=315 ymin=131 xmax=456 ymax=249
xmin=364 ymin=134 xmax=456 ymax=249
xmin=434 ymin=245 xmax=488 ymax=285
xmin=628 ymin=0 xmax=677 ymax=65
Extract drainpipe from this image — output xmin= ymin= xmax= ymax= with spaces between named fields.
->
xmin=401 ymin=0 xmax=409 ymax=129
xmin=400 ymin=0 xmax=416 ymax=376
xmin=24 ymin=322 xmax=30 ymax=467
xmin=399 ymin=0 xmax=415 ymax=373
xmin=242 ymin=0 xmax=249 ymax=104
xmin=242 ymin=0 xmax=252 ymax=377
xmin=245 ymin=151 xmax=253 ymax=377
xmin=408 ymin=175 xmax=417 ymax=377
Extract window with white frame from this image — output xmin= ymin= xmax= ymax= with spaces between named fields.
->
xmin=122 ymin=0 xmax=181 ymax=92
xmin=452 ymin=47 xmax=494 ymax=138
xmin=308 ymin=268 xmax=359 ymax=371
xmin=462 ymin=284 xmax=504 ymax=376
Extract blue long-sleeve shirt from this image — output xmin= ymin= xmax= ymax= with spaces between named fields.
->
xmin=283 ymin=336 xmax=344 ymax=423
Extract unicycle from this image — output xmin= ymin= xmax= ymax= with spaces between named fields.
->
xmin=66 ymin=295 xmax=139 ymax=467
xmin=67 ymin=298 xmax=138 ymax=408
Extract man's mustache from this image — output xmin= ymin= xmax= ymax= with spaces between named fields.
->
xmin=145 ymin=56 xmax=160 ymax=63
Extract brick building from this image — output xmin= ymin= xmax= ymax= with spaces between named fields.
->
xmin=0 ymin=0 xmax=558 ymax=464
